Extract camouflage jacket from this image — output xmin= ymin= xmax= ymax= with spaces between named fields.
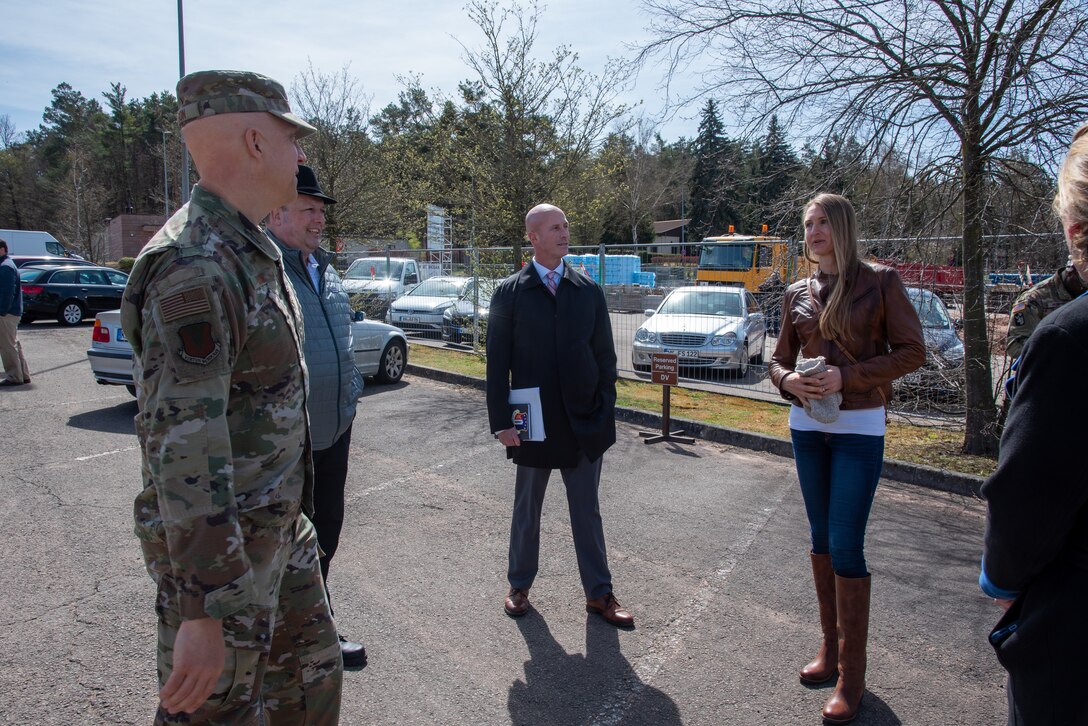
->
xmin=1006 ymin=268 xmax=1084 ymax=361
xmin=121 ymin=185 xmax=313 ymax=621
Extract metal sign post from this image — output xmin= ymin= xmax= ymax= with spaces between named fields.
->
xmin=639 ymin=353 xmax=695 ymax=445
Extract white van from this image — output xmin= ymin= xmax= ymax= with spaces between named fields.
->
xmin=340 ymin=256 xmax=440 ymax=319
xmin=0 ymin=229 xmax=82 ymax=259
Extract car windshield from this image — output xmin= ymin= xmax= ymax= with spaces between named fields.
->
xmin=698 ymin=243 xmax=757 ymax=271
xmin=462 ymin=279 xmax=499 ymax=302
xmin=408 ymin=278 xmax=467 ymax=297
xmin=908 ymin=290 xmax=952 ymax=329
xmin=658 ymin=290 xmax=743 ymax=317
xmin=345 ymin=258 xmax=406 ymax=281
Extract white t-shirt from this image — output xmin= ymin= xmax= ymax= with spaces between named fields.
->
xmin=789 ymin=403 xmax=886 ymax=436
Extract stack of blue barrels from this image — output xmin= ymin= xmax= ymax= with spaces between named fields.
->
xmin=564 ymin=254 xmax=655 ymax=287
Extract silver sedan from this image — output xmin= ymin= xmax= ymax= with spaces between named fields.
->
xmin=631 ymin=286 xmax=767 ymax=378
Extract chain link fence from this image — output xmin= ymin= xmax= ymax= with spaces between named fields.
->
xmin=332 ymin=236 xmax=1063 ymax=427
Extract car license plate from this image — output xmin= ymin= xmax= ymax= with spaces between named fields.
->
xmin=677 ymin=349 xmax=700 ymax=358
xmin=400 ymin=315 xmax=419 ymax=323
xmin=116 ymin=328 xmax=127 ymax=342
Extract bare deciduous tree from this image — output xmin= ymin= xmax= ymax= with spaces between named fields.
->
xmin=292 ymin=62 xmax=374 ymax=247
xmin=638 ymin=0 xmax=1088 ymax=454
xmin=459 ymin=0 xmax=630 ymax=266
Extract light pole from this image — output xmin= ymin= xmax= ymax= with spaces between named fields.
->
xmin=161 ymin=129 xmax=171 ymax=218
xmin=178 ymin=0 xmax=190 ymax=204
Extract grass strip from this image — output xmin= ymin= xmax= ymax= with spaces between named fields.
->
xmin=408 ymin=343 xmax=997 ymax=478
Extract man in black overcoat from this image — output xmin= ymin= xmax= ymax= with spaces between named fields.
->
xmin=486 ymin=203 xmax=634 ymax=628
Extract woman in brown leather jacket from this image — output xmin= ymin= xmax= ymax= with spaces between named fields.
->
xmin=768 ymin=193 xmax=925 ymax=724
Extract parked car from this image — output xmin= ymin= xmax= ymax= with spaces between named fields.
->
xmin=442 ymin=278 xmax=501 ymax=344
xmin=12 ymin=255 xmax=97 ymax=268
xmin=0 ymin=228 xmax=82 ymax=258
xmin=87 ymin=310 xmax=136 ymax=396
xmin=342 ymin=256 xmax=426 ymax=319
xmin=351 ymin=311 xmax=409 ymax=384
xmin=894 ymin=286 xmax=965 ymax=406
xmin=86 ymin=308 xmax=408 ymax=396
xmin=631 ymin=286 xmax=767 ymax=378
xmin=386 ymin=276 xmax=472 ymax=337
xmin=20 ymin=264 xmax=128 ymax=325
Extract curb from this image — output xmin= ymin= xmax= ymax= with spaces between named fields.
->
xmin=405 ymin=363 xmax=985 ymax=499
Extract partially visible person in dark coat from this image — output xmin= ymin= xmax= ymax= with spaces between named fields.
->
xmin=485 ymin=203 xmax=634 ymax=628
xmin=266 ymin=164 xmax=368 ymax=669
xmin=981 ymin=122 xmax=1088 ymax=726
xmin=0 ymin=238 xmax=30 ymax=386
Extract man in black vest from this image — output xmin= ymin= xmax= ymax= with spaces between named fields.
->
xmin=486 ymin=203 xmax=634 ymax=628
xmin=267 ymin=165 xmax=368 ymax=668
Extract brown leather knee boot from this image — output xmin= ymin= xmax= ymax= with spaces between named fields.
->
xmin=822 ymin=574 xmax=870 ymax=724
xmin=800 ymin=553 xmax=837 ymax=684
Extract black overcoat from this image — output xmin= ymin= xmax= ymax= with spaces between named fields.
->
xmin=983 ymin=293 xmax=1088 ymax=725
xmin=485 ymin=263 xmax=617 ymax=469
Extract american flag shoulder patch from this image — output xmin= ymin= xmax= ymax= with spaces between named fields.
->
xmin=160 ymin=287 xmax=212 ymax=323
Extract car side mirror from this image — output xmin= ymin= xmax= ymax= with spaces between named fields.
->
xmin=953 ymin=318 xmax=963 ymax=330
xmin=644 ymin=309 xmax=655 ymax=317
xmin=354 ymin=310 xmax=367 ymax=321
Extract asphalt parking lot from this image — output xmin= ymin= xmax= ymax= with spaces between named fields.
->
xmin=0 ymin=323 xmax=1006 ymax=725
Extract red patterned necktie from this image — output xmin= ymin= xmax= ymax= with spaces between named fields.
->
xmin=546 ymin=270 xmax=558 ymax=295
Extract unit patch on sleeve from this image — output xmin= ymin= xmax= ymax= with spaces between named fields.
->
xmin=177 ymin=322 xmax=222 ymax=365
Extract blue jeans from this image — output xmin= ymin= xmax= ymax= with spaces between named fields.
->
xmin=790 ymin=429 xmax=885 ymax=578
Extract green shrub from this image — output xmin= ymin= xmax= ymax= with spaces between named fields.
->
xmin=118 ymin=257 xmax=136 ymax=273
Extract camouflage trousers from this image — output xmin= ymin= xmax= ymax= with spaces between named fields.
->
xmin=154 ymin=515 xmax=343 ymax=725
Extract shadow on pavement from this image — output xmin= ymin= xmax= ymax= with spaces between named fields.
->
xmin=68 ymin=399 xmax=137 ymax=435
xmin=852 ymin=691 xmax=901 ymax=725
xmin=508 ymin=611 xmax=681 ymax=725
xmin=360 ymin=379 xmax=409 ymax=398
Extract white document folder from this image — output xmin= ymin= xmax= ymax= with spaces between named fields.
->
xmin=508 ymin=386 xmax=546 ymax=441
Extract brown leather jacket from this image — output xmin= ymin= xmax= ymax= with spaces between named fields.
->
xmin=769 ymin=263 xmax=926 ymax=410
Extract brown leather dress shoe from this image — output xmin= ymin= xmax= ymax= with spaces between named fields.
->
xmin=504 ymin=587 xmax=529 ymax=617
xmin=586 ymin=592 xmax=635 ymax=628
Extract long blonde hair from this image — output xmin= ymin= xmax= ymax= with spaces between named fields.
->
xmin=804 ymin=193 xmax=862 ymax=343
xmin=1054 ymin=124 xmax=1088 ymax=276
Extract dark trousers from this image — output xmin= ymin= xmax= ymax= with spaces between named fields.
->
xmin=790 ymin=429 xmax=884 ymax=578
xmin=312 ymin=424 xmax=353 ymax=614
xmin=508 ymin=453 xmax=613 ymax=599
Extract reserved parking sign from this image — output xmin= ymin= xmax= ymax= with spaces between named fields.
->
xmin=650 ymin=352 xmax=678 ymax=386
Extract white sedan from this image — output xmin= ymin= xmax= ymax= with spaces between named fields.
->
xmin=87 ymin=309 xmax=409 ymax=397
xmin=386 ymin=276 xmax=472 ymax=336
xmin=631 ymin=286 xmax=767 ymax=378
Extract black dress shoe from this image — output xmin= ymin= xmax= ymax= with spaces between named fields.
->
xmin=340 ymin=635 xmax=367 ymax=669
xmin=0 ymin=379 xmax=23 ymax=387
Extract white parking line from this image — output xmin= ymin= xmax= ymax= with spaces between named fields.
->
xmin=588 ymin=480 xmax=793 ymax=726
xmin=75 ymin=446 xmax=140 ymax=462
xmin=348 ymin=443 xmax=495 ymax=499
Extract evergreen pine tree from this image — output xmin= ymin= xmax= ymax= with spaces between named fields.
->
xmin=688 ymin=99 xmax=737 ymax=239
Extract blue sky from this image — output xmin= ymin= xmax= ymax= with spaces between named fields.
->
xmin=0 ymin=0 xmax=704 ymax=143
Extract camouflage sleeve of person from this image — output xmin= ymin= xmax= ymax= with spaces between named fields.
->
xmin=1005 ymin=295 xmax=1045 ymax=362
xmin=126 ymin=253 xmax=258 ymax=622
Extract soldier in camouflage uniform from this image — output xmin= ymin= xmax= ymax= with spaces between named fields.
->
xmin=121 ymin=70 xmax=342 ymax=724
xmin=1005 ymin=264 xmax=1085 ymax=361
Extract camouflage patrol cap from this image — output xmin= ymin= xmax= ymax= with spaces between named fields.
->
xmin=176 ymin=70 xmax=317 ymax=137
